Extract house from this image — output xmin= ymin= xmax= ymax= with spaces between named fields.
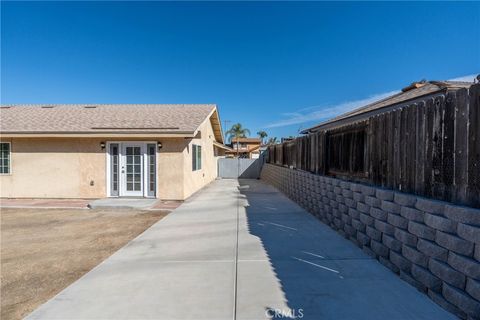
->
xmin=226 ymin=137 xmax=262 ymax=159
xmin=0 ymin=104 xmax=230 ymax=200
xmin=267 ymin=80 xmax=480 ymax=208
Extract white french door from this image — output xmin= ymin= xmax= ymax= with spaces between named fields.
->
xmin=121 ymin=143 xmax=144 ymax=197
xmin=108 ymin=142 xmax=157 ymax=198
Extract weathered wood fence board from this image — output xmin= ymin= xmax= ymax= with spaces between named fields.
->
xmin=266 ymin=86 xmax=480 ymax=208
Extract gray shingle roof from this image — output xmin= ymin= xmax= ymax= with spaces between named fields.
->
xmin=0 ymin=104 xmax=216 ymax=134
xmin=301 ymin=81 xmax=474 ymax=133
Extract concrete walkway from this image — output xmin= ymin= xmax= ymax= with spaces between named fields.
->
xmin=27 ymin=179 xmax=455 ymax=320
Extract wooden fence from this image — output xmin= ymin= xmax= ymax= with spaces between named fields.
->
xmin=267 ymin=85 xmax=480 ymax=208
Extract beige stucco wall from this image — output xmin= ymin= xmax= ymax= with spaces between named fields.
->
xmin=0 ymin=118 xmax=222 ymax=200
xmin=182 ymin=118 xmax=220 ymax=199
xmin=0 ymin=138 xmax=106 ymax=198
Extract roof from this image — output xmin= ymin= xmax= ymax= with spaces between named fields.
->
xmin=213 ymin=141 xmax=233 ymax=151
xmin=301 ymin=80 xmax=475 ymax=134
xmin=231 ymin=137 xmax=262 ymax=143
xmin=0 ymin=104 xmax=224 ymax=142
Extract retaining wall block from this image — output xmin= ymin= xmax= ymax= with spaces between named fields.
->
xmin=400 ymin=207 xmax=425 ymax=222
xmin=344 ymin=198 xmax=356 ymax=208
xmin=356 ymin=231 xmax=370 ymax=246
xmin=366 ymin=225 xmax=382 ymax=241
xmin=417 ymin=239 xmax=449 ymax=262
xmin=402 ymin=244 xmax=429 ymax=268
xmin=381 ymin=200 xmax=401 ymax=214
xmin=444 ymin=205 xmax=480 ymax=226
xmin=353 ymin=192 xmax=365 ymax=203
xmin=351 ymin=219 xmax=366 ymax=233
xmin=379 ymin=256 xmax=400 ymax=274
xmin=376 ymin=189 xmax=394 ymax=201
xmin=443 ymin=283 xmax=480 ymax=318
xmin=365 ymin=195 xmax=382 ymax=208
xmin=348 ymin=208 xmax=360 ymax=220
xmin=370 ymin=240 xmax=390 ymax=258
xmin=370 ymin=207 xmax=388 ymax=221
xmin=466 ymin=278 xmax=480 ymax=301
xmin=436 ymin=231 xmax=475 ymax=257
xmin=359 ymin=212 xmax=375 ymax=226
xmin=457 ymin=223 xmax=480 ymax=244
xmin=387 ymin=213 xmax=409 ymax=229
xmin=360 ymin=185 xmax=376 ymax=196
xmin=428 ymin=290 xmax=467 ymax=320
xmin=416 ymin=198 xmax=446 ymax=215
xmin=411 ymin=264 xmax=442 ymax=292
xmin=395 ymin=228 xmax=418 ymax=246
xmin=390 ymin=250 xmax=412 ymax=273
xmin=382 ymin=233 xmax=402 ymax=252
xmin=375 ymin=219 xmax=395 ymax=235
xmin=429 ymin=258 xmax=467 ymax=289
xmin=350 ymin=183 xmax=362 ymax=193
xmin=394 ymin=192 xmax=417 ymax=207
xmin=408 ymin=221 xmax=436 ymax=241
xmin=342 ymin=189 xmax=353 ymax=198
xmin=357 ymin=202 xmax=370 ymax=214
xmin=448 ymin=252 xmax=480 ymax=280
xmin=424 ymin=213 xmax=458 ymax=234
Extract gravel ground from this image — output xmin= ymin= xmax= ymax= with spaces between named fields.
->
xmin=1 ymin=207 xmax=168 ymax=320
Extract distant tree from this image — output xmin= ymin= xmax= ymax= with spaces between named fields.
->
xmin=226 ymin=123 xmax=250 ymax=157
xmin=267 ymin=137 xmax=278 ymax=145
xmin=226 ymin=123 xmax=250 ymax=142
xmin=257 ymin=130 xmax=268 ymax=144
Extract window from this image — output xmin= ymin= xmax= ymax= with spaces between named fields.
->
xmin=192 ymin=144 xmax=202 ymax=171
xmin=147 ymin=144 xmax=156 ymax=197
xmin=110 ymin=144 xmax=119 ymax=196
xmin=0 ymin=142 xmax=11 ymax=174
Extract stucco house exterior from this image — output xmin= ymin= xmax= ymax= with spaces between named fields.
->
xmin=0 ymin=104 xmax=228 ymax=200
xmin=226 ymin=137 xmax=262 ymax=159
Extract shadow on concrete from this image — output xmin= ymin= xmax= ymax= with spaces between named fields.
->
xmin=237 ymin=179 xmax=455 ymax=320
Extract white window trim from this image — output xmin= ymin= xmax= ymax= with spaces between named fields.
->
xmin=105 ymin=141 xmax=158 ymax=198
xmin=0 ymin=142 xmax=12 ymax=175
xmin=192 ymin=144 xmax=202 ymax=171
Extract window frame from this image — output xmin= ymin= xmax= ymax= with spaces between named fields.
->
xmin=192 ymin=144 xmax=202 ymax=171
xmin=0 ymin=142 xmax=11 ymax=175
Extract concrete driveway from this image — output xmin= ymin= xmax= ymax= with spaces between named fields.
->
xmin=27 ymin=179 xmax=454 ymax=320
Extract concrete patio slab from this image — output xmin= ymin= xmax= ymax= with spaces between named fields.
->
xmin=26 ymin=179 xmax=455 ymax=320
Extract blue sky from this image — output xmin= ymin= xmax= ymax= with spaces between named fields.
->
xmin=1 ymin=1 xmax=479 ymax=139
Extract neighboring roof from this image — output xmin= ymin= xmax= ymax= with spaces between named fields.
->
xmin=213 ymin=141 xmax=233 ymax=151
xmin=301 ymin=80 xmax=475 ymax=134
xmin=231 ymin=137 xmax=262 ymax=143
xmin=0 ymin=104 xmax=223 ymax=142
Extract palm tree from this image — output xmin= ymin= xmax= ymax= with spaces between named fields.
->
xmin=225 ymin=123 xmax=250 ymax=157
xmin=267 ymin=137 xmax=278 ymax=145
xmin=257 ymin=130 xmax=268 ymax=145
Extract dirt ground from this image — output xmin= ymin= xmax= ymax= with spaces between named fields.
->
xmin=0 ymin=208 xmax=168 ymax=320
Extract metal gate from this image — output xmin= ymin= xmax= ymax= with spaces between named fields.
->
xmin=218 ymin=158 xmax=263 ymax=179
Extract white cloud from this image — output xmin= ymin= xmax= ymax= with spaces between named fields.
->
xmin=448 ymin=74 xmax=477 ymax=82
xmin=265 ymin=90 xmax=399 ymax=128
xmin=265 ymin=73 xmax=478 ymax=129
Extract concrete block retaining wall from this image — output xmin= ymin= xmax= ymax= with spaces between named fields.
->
xmin=261 ymin=164 xmax=480 ymax=319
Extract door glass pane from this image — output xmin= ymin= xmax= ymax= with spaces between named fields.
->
xmin=147 ymin=144 xmax=156 ymax=196
xmin=125 ymin=145 xmax=142 ymax=193
xmin=110 ymin=144 xmax=119 ymax=196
